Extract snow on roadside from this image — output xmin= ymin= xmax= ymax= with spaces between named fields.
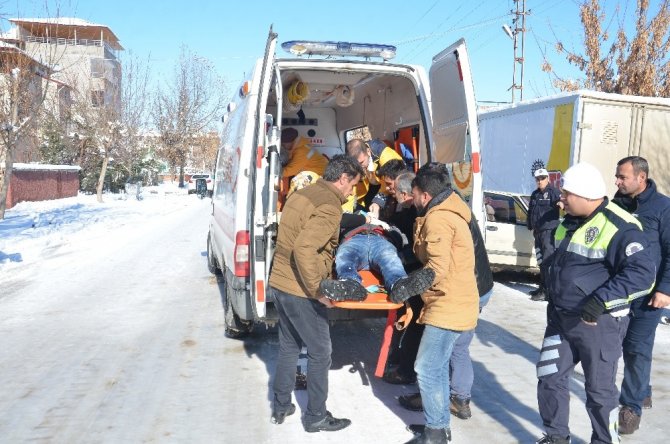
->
xmin=0 ymin=184 xmax=196 ymax=274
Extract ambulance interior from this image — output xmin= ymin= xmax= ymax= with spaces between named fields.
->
xmin=261 ymin=66 xmax=428 ymax=315
xmin=265 ymin=66 xmax=427 ymax=184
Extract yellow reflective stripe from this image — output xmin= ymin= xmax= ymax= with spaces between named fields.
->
xmin=606 ymin=201 xmax=643 ymax=230
xmin=604 ymin=281 xmax=656 ymax=310
xmin=566 ymin=243 xmax=606 ymax=259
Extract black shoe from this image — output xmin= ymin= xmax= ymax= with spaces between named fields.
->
xmin=449 ymin=395 xmax=471 ymax=420
xmin=405 ymin=425 xmax=451 ymax=443
xmin=399 ymin=392 xmax=423 ymax=412
xmin=294 ymin=372 xmax=307 ymax=390
xmin=535 ymin=434 xmax=570 ymax=444
xmin=304 ymin=411 xmax=351 ymax=433
xmin=530 ymin=289 xmax=546 ymax=301
xmin=390 ymin=268 xmax=435 ymax=303
xmin=643 ymin=395 xmax=652 ymax=409
xmin=383 ymin=368 xmax=416 ymax=385
xmin=270 ymin=403 xmax=296 ymax=425
xmin=319 ymin=279 xmax=367 ymax=302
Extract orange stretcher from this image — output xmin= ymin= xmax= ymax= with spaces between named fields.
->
xmin=331 ymin=270 xmax=404 ymax=378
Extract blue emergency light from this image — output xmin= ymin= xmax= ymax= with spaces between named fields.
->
xmin=281 ymin=40 xmax=396 ymax=61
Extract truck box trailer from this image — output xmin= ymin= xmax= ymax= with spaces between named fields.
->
xmin=478 ymin=90 xmax=670 ymax=269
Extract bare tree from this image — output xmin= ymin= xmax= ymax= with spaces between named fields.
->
xmin=544 ymin=0 xmax=670 ymax=96
xmin=153 ymin=46 xmax=227 ymax=187
xmin=0 ymin=46 xmax=55 ymax=219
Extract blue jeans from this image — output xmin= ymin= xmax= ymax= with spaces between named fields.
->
xmin=449 ymin=289 xmax=492 ymax=400
xmin=414 ymin=325 xmax=461 ymax=430
xmin=620 ymin=296 xmax=664 ymax=415
xmin=272 ymin=287 xmax=332 ymax=425
xmin=335 ymin=234 xmax=406 ymax=289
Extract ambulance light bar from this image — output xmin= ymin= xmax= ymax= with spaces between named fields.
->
xmin=281 ymin=40 xmax=396 ymax=61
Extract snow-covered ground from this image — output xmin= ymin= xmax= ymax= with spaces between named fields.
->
xmin=0 ymin=187 xmax=667 ymax=443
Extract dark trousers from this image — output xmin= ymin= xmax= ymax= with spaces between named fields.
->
xmin=534 ymin=229 xmax=555 ymax=288
xmin=537 ymin=305 xmax=628 ymax=443
xmin=272 ymin=287 xmax=332 ymax=425
xmin=388 ymin=295 xmax=425 ymax=378
xmin=620 ymin=296 xmax=663 ymax=415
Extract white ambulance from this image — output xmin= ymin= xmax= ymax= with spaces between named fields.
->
xmin=207 ymin=28 xmax=483 ymax=337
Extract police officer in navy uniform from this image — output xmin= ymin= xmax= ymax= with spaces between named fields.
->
xmin=527 ymin=167 xmax=563 ymax=301
xmin=535 ymin=162 xmax=656 ymax=444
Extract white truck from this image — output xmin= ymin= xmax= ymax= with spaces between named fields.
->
xmin=478 ymin=90 xmax=670 ymax=269
xmin=206 ymin=28 xmax=484 ymax=336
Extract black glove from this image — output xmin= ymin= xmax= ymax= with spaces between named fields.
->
xmin=581 ymin=297 xmax=605 ymax=323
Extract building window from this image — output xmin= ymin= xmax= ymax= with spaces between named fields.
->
xmin=91 ymin=90 xmax=104 ymax=107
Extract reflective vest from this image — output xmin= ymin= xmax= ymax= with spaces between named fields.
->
xmin=547 ymin=201 xmax=655 ymax=313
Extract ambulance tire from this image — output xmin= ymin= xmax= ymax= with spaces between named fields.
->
xmin=224 ymin=277 xmax=252 ymax=339
xmin=206 ymin=233 xmax=222 ymax=276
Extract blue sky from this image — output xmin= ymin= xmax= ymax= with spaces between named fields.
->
xmin=2 ymin=0 xmax=657 ymax=104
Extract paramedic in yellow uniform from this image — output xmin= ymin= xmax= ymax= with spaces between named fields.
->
xmin=281 ymin=127 xmax=329 ymax=179
xmin=344 ymin=138 xmax=403 ymax=213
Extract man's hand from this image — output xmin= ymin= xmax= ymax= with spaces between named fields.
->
xmin=318 ymin=296 xmax=334 ymax=308
xmin=581 ymin=297 xmax=605 ymax=325
xmin=648 ymin=291 xmax=670 ymax=308
xmin=368 ymin=203 xmax=381 ymax=219
xmin=368 ymin=217 xmax=390 ymax=231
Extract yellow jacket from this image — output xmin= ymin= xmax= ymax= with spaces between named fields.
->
xmin=282 ymin=137 xmax=328 ymax=179
xmin=413 ymin=191 xmax=479 ymax=331
xmin=354 ymin=146 xmax=402 ymax=207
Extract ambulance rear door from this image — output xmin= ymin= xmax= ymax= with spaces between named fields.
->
xmin=249 ymin=27 xmax=278 ymax=320
xmin=428 ymin=38 xmax=483 ymax=228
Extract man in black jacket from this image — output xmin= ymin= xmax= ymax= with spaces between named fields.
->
xmin=384 ymin=164 xmax=495 ymax=423
xmin=613 ymin=156 xmax=670 ymax=435
xmin=527 ymin=167 xmax=563 ymax=301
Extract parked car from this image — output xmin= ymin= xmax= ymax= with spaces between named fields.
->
xmin=187 ymin=174 xmax=213 ymax=195
xmin=483 ymin=190 xmax=537 ymax=270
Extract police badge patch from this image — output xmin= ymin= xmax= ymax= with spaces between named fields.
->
xmin=585 ymin=226 xmax=599 ymax=244
xmin=625 ymin=242 xmax=644 ymax=256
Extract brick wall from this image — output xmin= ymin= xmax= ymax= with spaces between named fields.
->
xmin=6 ymin=167 xmax=80 ymax=209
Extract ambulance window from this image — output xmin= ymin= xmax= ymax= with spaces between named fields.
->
xmin=344 ymin=125 xmax=372 ymax=143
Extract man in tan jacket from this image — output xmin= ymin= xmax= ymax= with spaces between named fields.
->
xmin=269 ymin=154 xmax=364 ymax=433
xmin=396 ymin=169 xmax=479 ymax=444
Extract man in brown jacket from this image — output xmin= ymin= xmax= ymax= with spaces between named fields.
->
xmin=394 ymin=170 xmax=479 ymax=444
xmin=269 ymin=154 xmax=364 ymax=433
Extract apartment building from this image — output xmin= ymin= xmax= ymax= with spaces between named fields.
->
xmin=9 ymin=17 xmax=123 ymax=110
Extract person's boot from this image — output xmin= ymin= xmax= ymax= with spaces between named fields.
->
xmin=270 ymin=403 xmax=296 ymax=425
xmin=404 ymin=426 xmax=450 ymax=443
xmin=618 ymin=405 xmax=641 ymax=435
xmin=535 ymin=434 xmax=570 ymax=444
xmin=319 ymin=278 xmax=367 ymax=301
xmin=303 ymin=411 xmax=351 ymax=432
xmin=383 ymin=367 xmax=416 ymax=385
xmin=398 ymin=392 xmax=423 ymax=411
xmin=643 ymin=395 xmax=652 ymax=409
xmin=530 ymin=286 xmax=546 ymax=301
xmin=390 ymin=268 xmax=435 ymax=303
xmin=449 ymin=395 xmax=472 ymax=419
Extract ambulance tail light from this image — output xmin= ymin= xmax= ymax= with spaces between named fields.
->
xmin=234 ymin=230 xmax=250 ymax=277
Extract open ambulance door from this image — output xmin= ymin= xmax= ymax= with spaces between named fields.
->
xmin=249 ymin=27 xmax=278 ymax=320
xmin=428 ymin=39 xmax=484 ymax=230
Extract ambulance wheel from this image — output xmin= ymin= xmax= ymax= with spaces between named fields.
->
xmin=224 ymin=277 xmax=252 ymax=339
xmin=207 ymin=233 xmax=222 ymax=275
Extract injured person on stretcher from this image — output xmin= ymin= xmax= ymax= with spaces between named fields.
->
xmin=319 ymin=216 xmax=434 ymax=304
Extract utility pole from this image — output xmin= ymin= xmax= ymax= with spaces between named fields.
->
xmin=508 ymin=0 xmax=529 ymax=103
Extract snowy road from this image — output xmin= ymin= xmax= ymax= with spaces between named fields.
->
xmin=0 ymin=193 xmax=668 ymax=443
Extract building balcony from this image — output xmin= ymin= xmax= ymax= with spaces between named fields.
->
xmin=24 ymin=35 xmax=119 ymax=60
